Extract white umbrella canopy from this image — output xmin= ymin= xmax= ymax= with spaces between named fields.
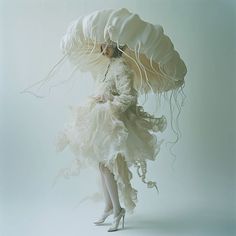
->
xmin=60 ymin=7 xmax=187 ymax=94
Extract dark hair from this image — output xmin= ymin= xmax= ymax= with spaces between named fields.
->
xmin=100 ymin=44 xmax=126 ymax=58
xmin=112 ymin=45 xmax=126 ymax=58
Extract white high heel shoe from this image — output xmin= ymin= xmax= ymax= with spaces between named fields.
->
xmin=108 ymin=208 xmax=126 ymax=232
xmin=94 ymin=209 xmax=113 ymax=225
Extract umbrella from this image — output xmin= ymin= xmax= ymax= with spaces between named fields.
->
xmin=21 ymin=7 xmax=187 ymax=97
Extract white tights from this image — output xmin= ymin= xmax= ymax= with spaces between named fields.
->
xmin=99 ymin=162 xmax=122 ymax=217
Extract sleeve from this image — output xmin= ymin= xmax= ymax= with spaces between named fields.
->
xmin=107 ymin=62 xmax=138 ymax=115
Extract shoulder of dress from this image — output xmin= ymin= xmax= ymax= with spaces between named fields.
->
xmin=110 ymin=57 xmax=133 ymax=76
xmin=110 ymin=57 xmax=128 ymax=67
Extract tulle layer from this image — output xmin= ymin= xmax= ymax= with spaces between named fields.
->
xmin=55 ymin=99 xmax=167 ymax=213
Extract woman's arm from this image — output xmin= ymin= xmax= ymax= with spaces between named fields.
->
xmin=108 ymin=62 xmax=138 ymax=115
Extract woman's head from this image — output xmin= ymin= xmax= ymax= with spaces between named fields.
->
xmin=100 ymin=43 xmax=126 ymax=58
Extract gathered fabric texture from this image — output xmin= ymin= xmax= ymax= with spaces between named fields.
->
xmin=55 ymin=57 xmax=167 ymax=214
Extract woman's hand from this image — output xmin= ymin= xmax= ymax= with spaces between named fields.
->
xmin=90 ymin=95 xmax=107 ymax=103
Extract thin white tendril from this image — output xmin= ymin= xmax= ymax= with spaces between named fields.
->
xmin=89 ymin=37 xmax=97 ymax=55
xmin=150 ymin=56 xmax=165 ymax=92
xmin=20 ymin=54 xmax=68 ymax=97
xmin=135 ymin=41 xmax=155 ymax=94
xmin=116 ymin=41 xmax=144 ymax=95
xmin=134 ymin=42 xmax=144 ymax=94
xmin=47 ymin=64 xmax=81 ymax=96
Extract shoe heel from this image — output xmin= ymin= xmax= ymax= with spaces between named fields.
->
xmin=122 ymin=215 xmax=125 ymax=229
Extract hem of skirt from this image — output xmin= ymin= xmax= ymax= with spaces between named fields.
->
xmin=100 ymin=152 xmax=138 ymax=215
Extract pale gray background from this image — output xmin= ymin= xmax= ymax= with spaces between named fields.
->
xmin=0 ymin=0 xmax=235 ymax=235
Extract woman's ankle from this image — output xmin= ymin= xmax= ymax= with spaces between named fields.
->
xmin=113 ymin=206 xmax=122 ymax=217
xmin=104 ymin=205 xmax=113 ymax=212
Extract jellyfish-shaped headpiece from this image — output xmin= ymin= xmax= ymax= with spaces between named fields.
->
xmin=60 ymin=7 xmax=187 ymax=94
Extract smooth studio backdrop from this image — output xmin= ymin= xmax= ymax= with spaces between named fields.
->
xmin=1 ymin=0 xmax=235 ymax=235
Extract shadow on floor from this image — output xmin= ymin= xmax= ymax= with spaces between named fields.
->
xmin=125 ymin=208 xmax=235 ymax=235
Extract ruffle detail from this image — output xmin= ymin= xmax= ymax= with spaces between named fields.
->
xmin=54 ymin=57 xmax=167 ymax=213
xmin=135 ymin=105 xmax=167 ymax=133
xmin=55 ymin=100 xmax=167 ymax=213
xmin=101 ymin=153 xmax=138 ymax=214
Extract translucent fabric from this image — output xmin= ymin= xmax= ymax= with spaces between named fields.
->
xmin=60 ymin=8 xmax=187 ymax=94
xmin=55 ymin=57 xmax=167 ymax=213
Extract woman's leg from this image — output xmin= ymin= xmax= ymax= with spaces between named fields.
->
xmin=99 ymin=162 xmax=113 ymax=212
xmin=100 ymin=163 xmax=122 ymax=217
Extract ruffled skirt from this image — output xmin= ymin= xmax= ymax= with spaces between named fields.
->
xmin=55 ymin=98 xmax=167 ymax=213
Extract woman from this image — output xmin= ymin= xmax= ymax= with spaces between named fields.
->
xmin=92 ymin=44 xmax=128 ymax=231
xmin=56 ymin=41 xmax=167 ymax=232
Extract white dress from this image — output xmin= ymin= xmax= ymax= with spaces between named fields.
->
xmin=55 ymin=57 xmax=167 ymax=214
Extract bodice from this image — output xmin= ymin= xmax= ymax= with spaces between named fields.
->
xmin=86 ymin=57 xmax=138 ymax=114
xmin=92 ymin=60 xmax=120 ymax=100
